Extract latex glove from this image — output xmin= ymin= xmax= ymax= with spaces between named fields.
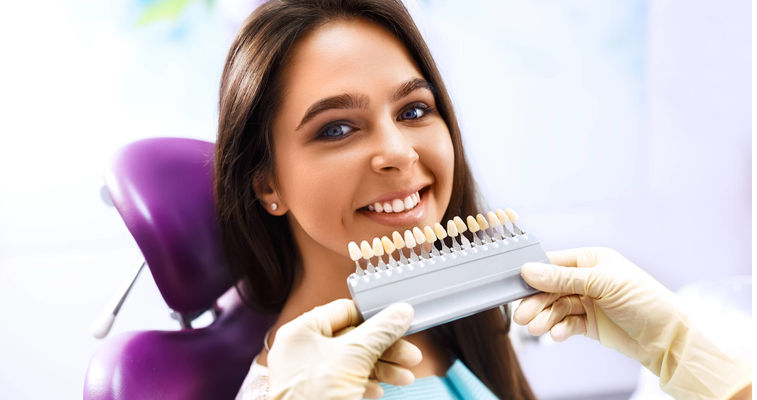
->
xmin=514 ymin=247 xmax=752 ymax=399
xmin=267 ymin=299 xmax=422 ymax=400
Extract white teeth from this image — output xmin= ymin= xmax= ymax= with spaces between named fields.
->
xmin=365 ymin=190 xmax=422 ymax=214
xmin=392 ymin=198 xmax=405 ymax=212
xmin=404 ymin=196 xmax=413 ymax=209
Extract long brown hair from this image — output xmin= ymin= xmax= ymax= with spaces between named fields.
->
xmin=214 ymin=1 xmax=535 ymax=398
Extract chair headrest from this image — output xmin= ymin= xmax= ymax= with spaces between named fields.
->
xmin=105 ymin=137 xmax=231 ymax=313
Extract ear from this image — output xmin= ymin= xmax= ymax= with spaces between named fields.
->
xmin=253 ymin=171 xmax=288 ymax=216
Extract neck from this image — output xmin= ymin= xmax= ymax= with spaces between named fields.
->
xmin=268 ymin=216 xmax=354 ymax=343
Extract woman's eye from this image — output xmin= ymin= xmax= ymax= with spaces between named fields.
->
xmin=398 ymin=103 xmax=431 ymax=121
xmin=318 ymin=123 xmax=354 ymax=140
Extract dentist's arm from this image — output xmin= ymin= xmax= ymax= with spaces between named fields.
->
xmin=515 ymin=247 xmax=752 ymax=400
xmin=266 ymin=299 xmax=422 ymax=400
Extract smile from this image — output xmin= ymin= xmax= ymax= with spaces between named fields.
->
xmin=366 ymin=191 xmax=420 ymax=213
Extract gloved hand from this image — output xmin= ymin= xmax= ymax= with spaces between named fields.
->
xmin=515 ymin=247 xmax=752 ymax=399
xmin=267 ymin=299 xmax=422 ymax=400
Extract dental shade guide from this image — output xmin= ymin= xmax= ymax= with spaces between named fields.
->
xmin=347 ymin=208 xmax=547 ymax=335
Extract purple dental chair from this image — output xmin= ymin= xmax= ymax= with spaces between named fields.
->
xmin=84 ymin=137 xmax=275 ymax=399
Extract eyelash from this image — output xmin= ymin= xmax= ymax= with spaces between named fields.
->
xmin=316 ymin=102 xmax=435 ymax=141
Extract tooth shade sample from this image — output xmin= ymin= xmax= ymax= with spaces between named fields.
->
xmin=372 ymin=237 xmax=384 ymax=256
xmin=433 ymin=222 xmax=448 ymax=239
xmin=453 ymin=216 xmax=468 ymax=233
xmin=375 ymin=202 xmax=383 ymax=212
xmin=412 ymin=227 xmax=426 ymax=244
xmin=360 ymin=240 xmax=373 ymax=259
xmin=392 ymin=198 xmax=405 ymax=212
xmin=476 ymin=214 xmax=489 ymax=230
xmin=381 ymin=236 xmax=396 ymax=254
xmin=423 ymin=226 xmax=437 ymax=242
xmin=383 ymin=202 xmax=392 ymax=212
xmin=505 ymin=208 xmax=519 ymax=222
xmin=496 ymin=209 xmax=509 ymax=224
xmin=348 ymin=241 xmax=362 ymax=261
xmin=487 ymin=211 xmax=501 ymax=228
xmin=392 ymin=231 xmax=405 ymax=248
xmin=446 ymin=220 xmax=459 ymax=236
xmin=403 ymin=230 xmax=417 ymax=248
xmin=404 ymin=196 xmax=413 ymax=209
xmin=466 ymin=215 xmax=480 ymax=232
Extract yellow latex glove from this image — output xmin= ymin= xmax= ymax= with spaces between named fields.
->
xmin=267 ymin=299 xmax=422 ymax=400
xmin=514 ymin=247 xmax=752 ymax=399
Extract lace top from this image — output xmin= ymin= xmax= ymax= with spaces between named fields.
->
xmin=235 ymin=357 xmax=498 ymax=400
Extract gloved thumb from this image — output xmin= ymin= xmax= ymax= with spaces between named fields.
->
xmin=346 ymin=303 xmax=414 ymax=356
xmin=521 ymin=262 xmax=594 ymax=297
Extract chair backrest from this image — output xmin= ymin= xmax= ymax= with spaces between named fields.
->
xmin=104 ymin=137 xmax=229 ymax=313
xmin=84 ymin=137 xmax=275 ymax=399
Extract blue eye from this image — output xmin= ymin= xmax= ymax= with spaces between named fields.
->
xmin=398 ymin=103 xmax=431 ymax=121
xmin=318 ymin=123 xmax=354 ymax=139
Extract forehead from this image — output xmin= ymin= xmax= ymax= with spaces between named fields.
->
xmin=278 ymin=18 xmax=425 ymax=110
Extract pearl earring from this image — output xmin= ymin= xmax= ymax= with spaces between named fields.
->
xmin=270 ymin=202 xmax=278 ymax=211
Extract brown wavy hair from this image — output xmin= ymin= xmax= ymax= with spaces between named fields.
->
xmin=214 ymin=1 xmax=535 ymax=398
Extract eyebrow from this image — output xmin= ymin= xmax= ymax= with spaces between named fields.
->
xmin=295 ymin=78 xmax=436 ymax=130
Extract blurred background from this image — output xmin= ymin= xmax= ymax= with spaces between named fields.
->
xmin=0 ymin=0 xmax=751 ymax=398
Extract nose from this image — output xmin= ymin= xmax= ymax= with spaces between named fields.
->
xmin=369 ymin=121 xmax=419 ymax=173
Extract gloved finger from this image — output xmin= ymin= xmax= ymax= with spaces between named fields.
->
xmin=373 ymin=360 xmax=415 ymax=386
xmin=363 ymin=379 xmax=384 ymax=399
xmin=526 ymin=295 xmax=584 ymax=336
xmin=297 ymin=298 xmax=361 ymax=337
xmin=546 ymin=248 xmax=580 ymax=267
xmin=521 ymin=262 xmax=596 ymax=297
xmin=379 ymin=338 xmax=423 ymax=367
xmin=513 ymin=292 xmax=561 ymax=325
xmin=347 ymin=302 xmax=414 ymax=356
xmin=549 ymin=315 xmax=587 ymax=342
xmin=334 ymin=326 xmax=356 ymax=337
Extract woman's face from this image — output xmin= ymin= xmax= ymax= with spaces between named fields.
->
xmin=268 ymin=18 xmax=454 ymax=260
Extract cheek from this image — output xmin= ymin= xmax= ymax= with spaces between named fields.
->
xmin=274 ymin=145 xmax=362 ymax=246
xmin=417 ymin=126 xmax=455 ymax=213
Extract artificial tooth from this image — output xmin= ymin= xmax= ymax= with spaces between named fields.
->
xmin=433 ymin=222 xmax=451 ymax=254
xmin=383 ymin=202 xmax=392 ymax=213
xmin=505 ymin=208 xmax=519 ymax=222
xmin=505 ymin=208 xmax=525 ymax=235
xmin=487 ymin=211 xmax=507 ymax=241
xmin=392 ymin=198 xmax=405 ymax=212
xmin=348 ymin=241 xmax=364 ymax=276
xmin=466 ymin=216 xmax=483 ymax=246
xmin=453 ymin=216 xmax=467 ymax=233
xmin=360 ymin=240 xmax=376 ymax=273
xmin=381 ymin=236 xmax=399 ymax=267
xmin=446 ymin=220 xmax=461 ymax=251
xmin=423 ymin=226 xmax=441 ymax=256
xmin=453 ymin=216 xmax=471 ymax=249
xmin=404 ymin=196 xmax=414 ymax=210
xmin=496 ymin=209 xmax=515 ymax=237
xmin=403 ymin=230 xmax=420 ymax=262
xmin=374 ymin=202 xmax=383 ymax=212
xmin=412 ymin=227 xmax=429 ymax=258
xmin=392 ymin=231 xmax=408 ymax=264
xmin=372 ymin=237 xmax=387 ymax=270
xmin=487 ymin=211 xmax=500 ymax=228
xmin=476 ymin=213 xmax=493 ymax=243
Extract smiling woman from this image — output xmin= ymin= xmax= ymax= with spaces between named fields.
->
xmin=214 ymin=0 xmax=534 ymax=399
